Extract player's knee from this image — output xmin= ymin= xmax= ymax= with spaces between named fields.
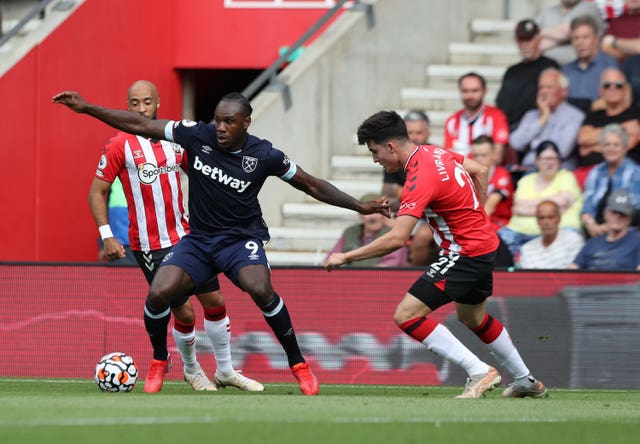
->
xmin=197 ymin=290 xmax=224 ymax=308
xmin=147 ymin=285 xmax=171 ymax=309
xmin=172 ymin=303 xmax=195 ymax=324
xmin=245 ymin=282 xmax=274 ymax=305
xmin=393 ymin=306 xmax=413 ymax=327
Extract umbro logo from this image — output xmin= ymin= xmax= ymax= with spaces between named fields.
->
xmin=202 ymin=145 xmax=212 ymax=154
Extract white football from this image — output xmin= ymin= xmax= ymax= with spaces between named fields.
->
xmin=94 ymin=352 xmax=138 ymax=393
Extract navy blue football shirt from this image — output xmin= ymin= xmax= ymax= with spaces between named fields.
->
xmin=165 ymin=120 xmax=297 ymax=241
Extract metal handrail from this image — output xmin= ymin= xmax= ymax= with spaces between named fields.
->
xmin=0 ymin=0 xmax=53 ymax=47
xmin=241 ymin=0 xmax=372 ymax=102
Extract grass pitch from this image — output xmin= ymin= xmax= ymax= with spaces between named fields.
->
xmin=1 ymin=379 xmax=639 ymax=444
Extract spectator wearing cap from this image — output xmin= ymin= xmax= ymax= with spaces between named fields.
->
xmin=325 ymin=193 xmax=409 ymax=267
xmin=581 ymin=123 xmax=640 ymax=237
xmin=498 ymin=140 xmax=584 ymax=258
xmin=509 ymin=68 xmax=585 ymax=172
xmin=496 ymin=19 xmax=560 ymax=133
xmin=536 ymin=0 xmax=605 ymax=65
xmin=569 ymin=189 xmax=640 ymax=270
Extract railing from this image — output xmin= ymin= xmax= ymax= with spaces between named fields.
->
xmin=240 ymin=0 xmax=374 ymax=109
xmin=0 ymin=0 xmax=53 ymax=46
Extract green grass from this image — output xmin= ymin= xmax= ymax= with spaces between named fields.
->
xmin=1 ymin=379 xmax=639 ymax=444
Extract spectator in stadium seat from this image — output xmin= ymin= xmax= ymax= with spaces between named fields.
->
xmin=326 ymin=110 xmax=548 ymax=399
xmin=381 ymin=110 xmax=435 ymax=267
xmin=498 ymin=140 xmax=584 ymax=259
xmin=470 ymin=135 xmax=515 ymax=268
xmin=569 ymin=189 xmax=640 ymax=269
xmin=509 ymin=68 xmax=584 ymax=172
xmin=601 ymin=34 xmax=640 ymax=109
xmin=325 ymin=193 xmax=408 ymax=267
xmin=518 ymin=200 xmax=585 ymax=269
xmin=496 ymin=19 xmax=560 ymax=132
xmin=561 ymin=15 xmax=619 ymax=113
xmin=537 ymin=0 xmax=605 ymax=65
xmin=443 ymin=72 xmax=509 ymax=164
xmin=87 ymin=80 xmax=262 ymax=394
xmin=470 ymin=135 xmax=514 ymax=231
xmin=581 ymin=123 xmax=640 ymax=237
xmin=576 ymin=68 xmax=640 ymax=178
xmin=54 ymin=89 xmax=390 ymax=397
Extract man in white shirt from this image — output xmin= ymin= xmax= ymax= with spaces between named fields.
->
xmin=518 ymin=200 xmax=585 ymax=268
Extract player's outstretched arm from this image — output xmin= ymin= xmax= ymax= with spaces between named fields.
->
xmin=288 ymin=166 xmax=390 ymax=217
xmin=324 ymin=215 xmax=414 ymax=271
xmin=52 ymin=91 xmax=168 ymax=140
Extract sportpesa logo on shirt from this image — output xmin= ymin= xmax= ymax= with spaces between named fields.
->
xmin=137 ymin=162 xmax=181 ymax=185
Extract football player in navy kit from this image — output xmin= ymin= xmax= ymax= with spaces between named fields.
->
xmin=53 ymin=90 xmax=389 ymax=395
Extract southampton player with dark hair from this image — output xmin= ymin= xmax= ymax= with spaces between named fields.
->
xmin=88 ymin=80 xmax=263 ymax=393
xmin=53 ymin=90 xmax=389 ymax=396
xmin=325 ymin=110 xmax=547 ymax=399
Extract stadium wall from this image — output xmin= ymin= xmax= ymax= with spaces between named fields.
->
xmin=0 ymin=0 xmax=344 ymax=262
xmin=2 ymin=265 xmax=639 ymax=390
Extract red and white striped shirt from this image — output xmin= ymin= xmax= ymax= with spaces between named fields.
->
xmin=443 ymin=105 xmax=509 ymax=156
xmin=396 ymin=145 xmax=499 ymax=257
xmin=95 ymin=133 xmax=189 ymax=251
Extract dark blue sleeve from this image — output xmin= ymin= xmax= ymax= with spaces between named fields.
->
xmin=167 ymin=120 xmax=208 ymax=152
xmin=572 ymin=240 xmax=595 ymax=268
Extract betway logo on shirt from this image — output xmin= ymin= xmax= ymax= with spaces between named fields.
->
xmin=193 ymin=156 xmax=251 ymax=193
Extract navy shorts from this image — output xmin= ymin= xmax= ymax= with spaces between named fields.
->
xmin=133 ymin=246 xmax=220 ymax=308
xmin=160 ymin=231 xmax=269 ymax=290
xmin=408 ymin=251 xmax=496 ymax=309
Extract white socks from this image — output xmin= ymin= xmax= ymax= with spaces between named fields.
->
xmin=172 ymin=327 xmax=198 ymax=372
xmin=204 ymin=316 xmax=234 ymax=374
xmin=486 ymin=328 xmax=531 ymax=381
xmin=423 ymin=323 xmax=490 ymax=377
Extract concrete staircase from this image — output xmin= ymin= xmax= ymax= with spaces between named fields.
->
xmin=0 ymin=0 xmax=82 ymax=78
xmin=264 ymin=11 xmax=536 ymax=266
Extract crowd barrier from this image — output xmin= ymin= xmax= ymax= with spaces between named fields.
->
xmin=1 ymin=264 xmax=639 ymax=389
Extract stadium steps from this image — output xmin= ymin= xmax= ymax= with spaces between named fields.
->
xmin=470 ymin=18 xmax=518 ymax=42
xmin=266 ymin=15 xmax=519 ymax=266
xmin=0 ymin=0 xmax=83 ymax=77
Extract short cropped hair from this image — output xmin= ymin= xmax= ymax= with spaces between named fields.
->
xmin=570 ymin=14 xmax=599 ymax=34
xmin=357 ymin=110 xmax=408 ymax=145
xmin=404 ymin=110 xmax=430 ymax=125
xmin=540 ymin=67 xmax=570 ymax=89
xmin=220 ymin=92 xmax=253 ymax=117
xmin=458 ymin=72 xmax=487 ymax=89
xmin=600 ymin=123 xmax=629 ymax=147
xmin=536 ymin=200 xmax=560 ymax=216
xmin=471 ymin=134 xmax=494 ymax=146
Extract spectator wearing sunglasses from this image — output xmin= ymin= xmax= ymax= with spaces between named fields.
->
xmin=576 ymin=68 xmax=640 ymax=186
